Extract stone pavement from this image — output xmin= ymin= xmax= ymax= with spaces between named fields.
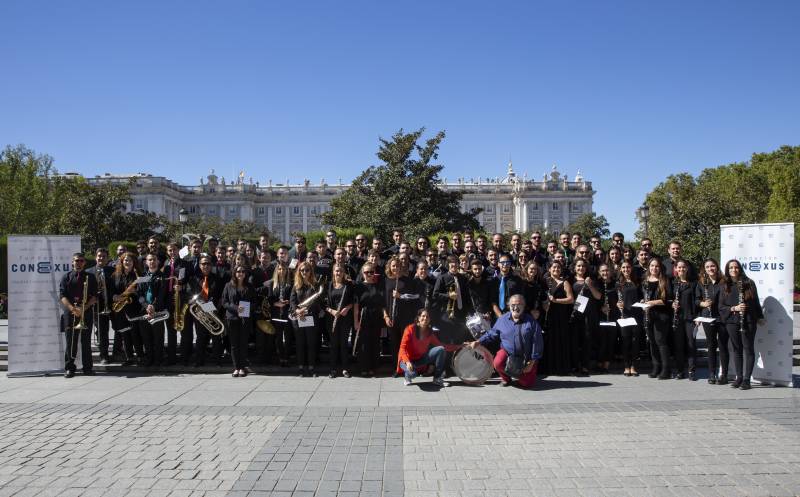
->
xmin=0 ymin=370 xmax=798 ymax=497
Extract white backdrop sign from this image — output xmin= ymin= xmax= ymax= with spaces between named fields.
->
xmin=7 ymin=235 xmax=81 ymax=376
xmin=720 ymin=223 xmax=794 ymax=386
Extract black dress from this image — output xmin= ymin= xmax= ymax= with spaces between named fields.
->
xmin=354 ymin=281 xmax=384 ymax=374
xmin=543 ymin=281 xmax=571 ymax=375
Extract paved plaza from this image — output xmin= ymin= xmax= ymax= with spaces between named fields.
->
xmin=0 ymin=369 xmax=798 ymax=497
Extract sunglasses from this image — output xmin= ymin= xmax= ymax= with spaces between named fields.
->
xmin=499 ymin=261 xmax=513 ymax=266
xmin=345 ymin=245 xmax=355 ymax=248
xmin=363 ymin=271 xmax=375 ymax=275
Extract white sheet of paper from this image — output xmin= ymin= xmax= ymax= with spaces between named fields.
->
xmin=617 ymin=317 xmax=638 ymax=327
xmin=694 ymin=317 xmax=716 ymax=323
xmin=134 ymin=276 xmax=151 ymax=284
xmin=178 ymin=267 xmax=186 ymax=280
xmin=600 ymin=321 xmax=617 ymax=327
xmin=179 ymin=246 xmax=189 ymax=259
xmin=297 ymin=315 xmax=314 ymax=328
xmin=632 ymin=302 xmax=650 ymax=309
xmin=238 ymin=301 xmax=250 ymax=318
xmin=289 ymin=258 xmax=298 ymax=269
xmin=574 ymin=295 xmax=589 ymax=313
xmin=200 ymin=301 xmax=216 ymax=313
xmin=756 ymin=354 xmax=764 ymax=369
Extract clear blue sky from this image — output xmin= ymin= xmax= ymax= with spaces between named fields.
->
xmin=2 ymin=1 xmax=798 ymax=239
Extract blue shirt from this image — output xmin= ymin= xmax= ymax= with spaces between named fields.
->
xmin=479 ymin=312 xmax=543 ymax=361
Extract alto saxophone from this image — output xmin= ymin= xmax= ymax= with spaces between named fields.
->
xmin=112 ymin=271 xmax=139 ymax=313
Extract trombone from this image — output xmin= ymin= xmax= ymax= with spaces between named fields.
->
xmin=69 ymin=275 xmax=90 ymax=361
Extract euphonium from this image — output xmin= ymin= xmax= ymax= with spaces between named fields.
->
xmin=188 ymin=294 xmax=225 ymax=336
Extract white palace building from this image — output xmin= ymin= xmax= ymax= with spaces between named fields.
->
xmin=84 ymin=163 xmax=594 ymax=242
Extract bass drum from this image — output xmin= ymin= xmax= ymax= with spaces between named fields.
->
xmin=452 ymin=345 xmax=494 ymax=385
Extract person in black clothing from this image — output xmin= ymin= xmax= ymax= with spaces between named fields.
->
xmin=696 ymin=258 xmax=726 ymax=384
xmin=570 ymin=258 xmax=602 ymax=375
xmin=163 ymin=243 xmax=188 ymax=366
xmin=616 ymin=261 xmax=642 ymax=377
xmin=91 ymin=247 xmax=115 ymax=364
xmin=491 ymin=254 xmax=524 ymax=318
xmin=185 ymin=255 xmax=224 ymax=367
xmin=662 ymin=240 xmax=697 ymax=281
xmin=718 ymin=259 xmax=764 ymax=390
xmin=467 ymin=259 xmax=493 ymax=322
xmin=324 ymin=263 xmax=355 ymax=378
xmin=432 ymin=256 xmax=471 ymax=345
xmin=673 ymin=260 xmax=697 ymax=380
xmin=135 ymin=253 xmax=168 ymax=367
xmin=59 ymin=253 xmax=98 ymax=377
xmin=642 ymin=258 xmax=674 ymax=380
xmin=222 ymin=265 xmax=256 ymax=377
xmin=412 ymin=260 xmax=435 ymax=311
xmin=332 ymin=247 xmax=357 ymax=281
xmin=595 ymin=263 xmax=618 ymax=374
xmin=264 ymin=262 xmax=293 ymax=367
xmin=213 ymin=247 xmax=232 ymax=285
xmin=290 ymin=261 xmax=323 ymax=377
xmin=353 ymin=262 xmax=384 ymax=377
xmin=184 ymin=238 xmax=204 ymax=277
xmin=520 ymin=261 xmax=546 ymax=324
xmin=384 ymin=256 xmax=417 ymax=375
xmin=111 ymin=252 xmax=142 ymax=366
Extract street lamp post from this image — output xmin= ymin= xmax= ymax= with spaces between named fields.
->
xmin=638 ymin=204 xmax=650 ymax=238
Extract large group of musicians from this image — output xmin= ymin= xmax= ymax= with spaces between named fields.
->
xmin=58 ymin=229 xmax=764 ymax=390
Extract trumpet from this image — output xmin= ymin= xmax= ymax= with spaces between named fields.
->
xmin=188 ymin=294 xmax=225 ymax=336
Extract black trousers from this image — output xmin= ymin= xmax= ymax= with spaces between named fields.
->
xmin=705 ymin=323 xmax=729 ymax=377
xmin=620 ymin=324 xmax=639 ymax=369
xmin=726 ymin=322 xmax=756 ymax=381
xmin=227 ymin=319 xmax=251 ymax=370
xmin=95 ymin=312 xmax=111 ymax=360
xmin=647 ymin=318 xmax=670 ymax=376
xmin=194 ymin=321 xmax=223 ymax=366
xmin=293 ymin=321 xmax=319 ymax=369
xmin=683 ymin=321 xmax=697 ymax=372
xmin=111 ymin=312 xmax=135 ymax=361
xmin=329 ymin=317 xmax=352 ymax=371
xmin=62 ymin=313 xmax=94 ymax=372
xmin=569 ymin=316 xmax=592 ymax=369
xmin=139 ymin=320 xmax=166 ymax=365
xmin=356 ymin=326 xmax=380 ymax=373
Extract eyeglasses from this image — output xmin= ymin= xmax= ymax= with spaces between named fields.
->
xmin=499 ymin=261 xmax=512 ymax=266
xmin=355 ymin=239 xmax=365 ymax=242
xmin=509 ymin=304 xmax=524 ymax=310
xmin=74 ymin=259 xmax=86 ymax=263
xmin=532 ymin=236 xmax=541 ymax=240
xmin=345 ymin=244 xmax=355 ymax=248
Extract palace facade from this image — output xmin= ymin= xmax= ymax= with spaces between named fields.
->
xmin=84 ymin=163 xmax=594 ymax=242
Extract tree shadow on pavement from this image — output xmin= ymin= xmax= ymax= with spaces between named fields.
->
xmin=533 ymin=378 xmax=612 ymax=390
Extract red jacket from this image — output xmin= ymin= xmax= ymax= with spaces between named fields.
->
xmin=396 ymin=324 xmax=456 ymax=373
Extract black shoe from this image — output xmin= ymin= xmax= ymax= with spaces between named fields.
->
xmin=391 ymin=372 xmax=399 ymax=378
xmin=708 ymin=377 xmax=717 ymax=385
xmin=648 ymin=371 xmax=659 ymax=378
xmin=83 ymin=370 xmax=95 ymax=376
xmin=717 ymin=375 xmax=728 ymax=385
xmin=688 ymin=371 xmax=697 ymax=381
xmin=343 ymin=370 xmax=351 ymax=378
xmin=675 ymin=372 xmax=685 ymax=380
xmin=740 ymin=381 xmax=751 ymax=390
xmin=64 ymin=370 xmax=75 ymax=378
xmin=658 ymin=374 xmax=671 ymax=380
xmin=100 ymin=358 xmax=110 ymax=366
xmin=310 ymin=369 xmax=317 ymax=378
xmin=329 ymin=371 xmax=336 ymax=379
xmin=731 ymin=378 xmax=742 ymax=388
xmin=298 ymin=368 xmax=306 ymax=377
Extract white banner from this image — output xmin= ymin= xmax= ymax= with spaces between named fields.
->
xmin=7 ymin=235 xmax=81 ymax=377
xmin=720 ymin=223 xmax=794 ymax=386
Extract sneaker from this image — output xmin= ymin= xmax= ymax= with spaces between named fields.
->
xmin=404 ymin=377 xmax=413 ymax=386
xmin=500 ymin=380 xmax=510 ymax=387
xmin=432 ymin=377 xmax=449 ymax=387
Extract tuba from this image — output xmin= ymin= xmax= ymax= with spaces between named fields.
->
xmin=188 ymin=294 xmax=225 ymax=336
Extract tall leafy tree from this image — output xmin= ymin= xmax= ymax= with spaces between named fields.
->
xmin=566 ymin=213 xmax=610 ymax=242
xmin=322 ymin=128 xmax=481 ymax=240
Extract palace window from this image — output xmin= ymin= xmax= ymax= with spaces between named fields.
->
xmin=552 ymin=202 xmax=559 ymax=211
xmin=257 ymin=206 xmax=265 ymax=216
xmin=275 ymin=207 xmax=283 ymax=215
xmin=293 ymin=206 xmax=301 ymax=215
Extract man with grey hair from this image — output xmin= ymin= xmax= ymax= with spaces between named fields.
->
xmin=470 ymin=294 xmax=543 ymax=388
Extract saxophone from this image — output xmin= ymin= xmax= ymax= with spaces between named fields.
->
xmin=112 ymin=271 xmax=139 ymax=313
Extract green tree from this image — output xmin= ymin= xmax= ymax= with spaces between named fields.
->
xmin=322 ymin=128 xmax=481 ymax=241
xmin=566 ymin=213 xmax=610 ymax=242
xmin=0 ymin=145 xmax=57 ymax=235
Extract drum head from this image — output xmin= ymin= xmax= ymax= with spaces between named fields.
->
xmin=452 ymin=345 xmax=494 ymax=385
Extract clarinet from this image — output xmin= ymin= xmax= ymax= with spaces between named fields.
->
xmin=702 ymin=282 xmax=711 ymax=318
xmin=545 ymin=279 xmax=559 ymax=324
xmin=641 ymin=282 xmax=650 ymax=331
xmin=602 ymin=281 xmax=610 ymax=323
xmin=617 ymin=282 xmax=625 ymax=319
xmin=737 ymin=279 xmax=745 ymax=334
xmin=672 ymin=281 xmax=681 ymax=333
